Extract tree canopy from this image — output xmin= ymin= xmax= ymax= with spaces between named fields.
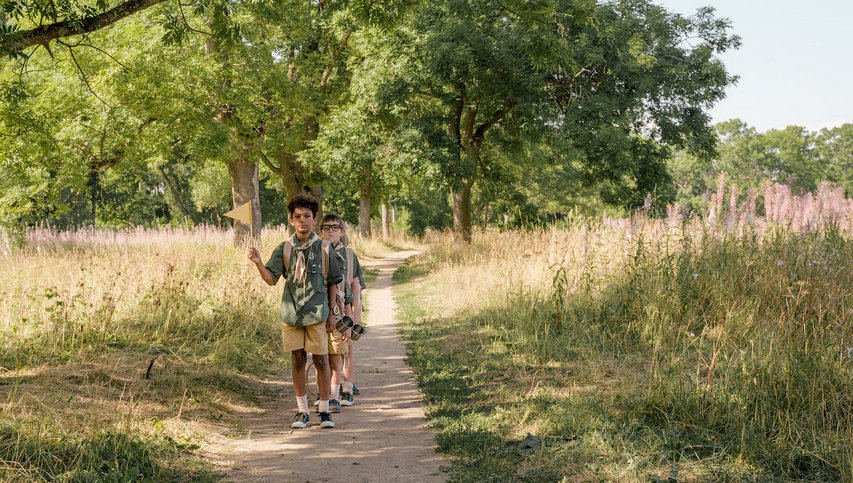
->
xmin=19 ymin=0 xmax=853 ymax=245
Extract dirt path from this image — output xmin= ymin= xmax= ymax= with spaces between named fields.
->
xmin=220 ymin=250 xmax=446 ymax=483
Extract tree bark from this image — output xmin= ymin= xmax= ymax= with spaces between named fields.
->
xmin=451 ymin=180 xmax=474 ymax=244
xmin=358 ymin=163 xmax=372 ymax=237
xmin=381 ymin=202 xmax=390 ymax=240
xmin=226 ymin=154 xmax=261 ymax=245
xmin=2 ymin=0 xmax=170 ymax=57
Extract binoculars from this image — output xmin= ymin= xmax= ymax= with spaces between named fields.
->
xmin=335 ymin=314 xmax=365 ymax=341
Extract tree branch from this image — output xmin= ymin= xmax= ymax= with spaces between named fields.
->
xmin=319 ymin=30 xmax=352 ymax=96
xmin=449 ymin=96 xmax=464 ymax=156
xmin=2 ymin=0 xmax=172 ymax=58
xmin=473 ymin=102 xmax=516 ymax=144
xmin=158 ymin=165 xmax=192 ymax=218
xmin=463 ymin=106 xmax=477 ymax=144
xmin=59 ymin=40 xmax=114 ymax=108
xmin=259 ymin=150 xmax=281 ymax=173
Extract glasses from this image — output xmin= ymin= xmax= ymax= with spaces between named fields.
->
xmin=320 ymin=225 xmax=343 ymax=232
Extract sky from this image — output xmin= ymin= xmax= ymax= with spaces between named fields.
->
xmin=655 ymin=0 xmax=853 ymax=133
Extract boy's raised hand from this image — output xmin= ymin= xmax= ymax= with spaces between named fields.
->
xmin=247 ymin=247 xmax=262 ymax=264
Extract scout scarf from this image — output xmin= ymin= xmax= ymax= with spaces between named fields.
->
xmin=291 ymin=232 xmax=320 ymax=284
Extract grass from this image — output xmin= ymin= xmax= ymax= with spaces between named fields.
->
xmin=395 ymin=221 xmax=853 ymax=483
xmin=0 ymin=224 xmax=414 ymax=482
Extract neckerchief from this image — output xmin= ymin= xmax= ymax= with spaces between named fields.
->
xmin=291 ymin=232 xmax=319 ymax=284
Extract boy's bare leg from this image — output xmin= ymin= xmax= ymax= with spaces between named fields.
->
xmin=329 ymin=354 xmax=342 ymax=388
xmin=290 ymin=349 xmax=312 ymax=427
xmin=291 ymin=349 xmax=308 ymax=396
xmin=343 ymin=344 xmax=356 ymax=386
xmin=313 ymin=353 xmax=331 ymax=402
xmin=340 ymin=344 xmax=356 ymax=404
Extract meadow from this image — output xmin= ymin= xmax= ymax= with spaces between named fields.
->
xmin=0 ymin=224 xmax=403 ymax=482
xmin=395 ymin=180 xmax=853 ymax=482
xmin=3 ymin=178 xmax=853 ymax=482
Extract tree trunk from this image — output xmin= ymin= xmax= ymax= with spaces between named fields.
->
xmin=451 ymin=180 xmax=474 ymax=244
xmin=157 ymin=166 xmax=191 ymax=219
xmin=358 ymin=163 xmax=372 ymax=237
xmin=227 ymin=154 xmax=261 ymax=245
xmin=274 ymin=152 xmax=305 ymax=201
xmin=204 ymin=22 xmax=261 ymax=245
xmin=392 ymin=204 xmax=397 ymax=225
xmin=447 ymin=97 xmax=515 ymax=244
xmin=310 ymin=185 xmax=324 ymax=222
xmin=89 ymin=170 xmax=98 ymax=228
xmin=381 ymin=202 xmax=390 ymax=240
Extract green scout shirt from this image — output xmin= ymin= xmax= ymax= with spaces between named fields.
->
xmin=331 ymin=243 xmax=366 ymax=305
xmin=265 ymin=234 xmax=343 ymax=327
xmin=353 ymin=252 xmax=366 ymax=291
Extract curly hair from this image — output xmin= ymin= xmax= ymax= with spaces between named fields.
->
xmin=287 ymin=193 xmax=320 ymax=218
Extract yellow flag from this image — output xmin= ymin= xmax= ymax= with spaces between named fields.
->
xmin=223 ymin=201 xmax=252 ymax=225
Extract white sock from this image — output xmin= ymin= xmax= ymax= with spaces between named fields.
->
xmin=296 ymin=395 xmax=309 ymax=414
xmin=319 ymin=400 xmax=330 ymax=413
xmin=331 ymin=384 xmax=340 ymax=400
xmin=343 ymin=382 xmax=353 ymax=394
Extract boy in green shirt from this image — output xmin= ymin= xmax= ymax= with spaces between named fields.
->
xmin=247 ymin=194 xmax=343 ymax=429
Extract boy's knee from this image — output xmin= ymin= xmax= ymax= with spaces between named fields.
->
xmin=312 ymin=354 xmax=329 ymax=370
xmin=291 ymin=350 xmax=307 ymax=368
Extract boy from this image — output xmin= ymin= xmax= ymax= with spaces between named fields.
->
xmin=247 ymin=194 xmax=342 ymax=429
xmin=319 ymin=214 xmax=366 ymax=405
xmin=317 ymin=213 xmax=355 ymax=412
xmin=343 ymin=239 xmax=366 ymax=401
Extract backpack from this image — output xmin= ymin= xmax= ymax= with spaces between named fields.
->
xmin=281 ymin=238 xmax=331 ymax=285
xmin=345 ymin=247 xmax=354 ymax=285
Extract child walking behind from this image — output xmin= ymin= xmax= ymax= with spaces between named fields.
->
xmin=320 ymin=215 xmax=366 ymax=405
xmin=247 ymin=194 xmax=342 ymax=429
xmin=318 ymin=214 xmax=354 ymax=411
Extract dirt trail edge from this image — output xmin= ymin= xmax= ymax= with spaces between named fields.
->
xmin=220 ymin=250 xmax=446 ymax=483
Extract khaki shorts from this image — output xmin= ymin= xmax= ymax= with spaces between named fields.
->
xmin=328 ymin=329 xmax=348 ymax=355
xmin=282 ymin=322 xmax=328 ymax=355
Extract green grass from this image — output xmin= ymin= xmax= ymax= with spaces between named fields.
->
xmin=0 ymin=423 xmax=219 ymax=483
xmin=395 ymin=227 xmax=853 ymax=483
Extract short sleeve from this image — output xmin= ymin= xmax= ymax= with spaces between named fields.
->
xmin=264 ymin=243 xmax=286 ymax=284
xmin=352 ymin=254 xmax=366 ymax=290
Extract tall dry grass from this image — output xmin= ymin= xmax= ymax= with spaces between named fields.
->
xmin=0 ymin=222 xmax=417 ymax=482
xmin=404 ymin=179 xmax=853 ymax=481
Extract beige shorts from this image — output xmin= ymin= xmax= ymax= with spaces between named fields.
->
xmin=282 ymin=322 xmax=328 ymax=355
xmin=328 ymin=329 xmax=349 ymax=355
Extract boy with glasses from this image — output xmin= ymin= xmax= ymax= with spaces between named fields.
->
xmin=319 ymin=214 xmax=365 ymax=406
xmin=247 ymin=194 xmax=342 ymax=429
xmin=318 ymin=214 xmax=353 ymax=412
